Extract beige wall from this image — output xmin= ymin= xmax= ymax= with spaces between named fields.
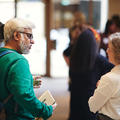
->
xmin=109 ymin=0 xmax=120 ymax=18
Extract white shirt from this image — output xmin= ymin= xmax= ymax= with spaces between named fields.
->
xmin=89 ymin=65 xmax=120 ymax=120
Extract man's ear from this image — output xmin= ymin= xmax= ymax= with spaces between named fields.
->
xmin=14 ymin=31 xmax=20 ymax=41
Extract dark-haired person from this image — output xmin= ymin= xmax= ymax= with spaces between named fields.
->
xmin=100 ymin=15 xmax=120 ymax=57
xmin=69 ymin=29 xmax=114 ymax=120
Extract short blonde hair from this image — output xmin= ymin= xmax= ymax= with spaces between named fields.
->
xmin=4 ymin=18 xmax=35 ymax=43
xmin=109 ymin=32 xmax=120 ymax=64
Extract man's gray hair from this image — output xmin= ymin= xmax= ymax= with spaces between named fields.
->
xmin=109 ymin=32 xmax=120 ymax=64
xmin=4 ymin=18 xmax=35 ymax=43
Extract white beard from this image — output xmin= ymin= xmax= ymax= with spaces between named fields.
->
xmin=19 ymin=34 xmax=30 ymax=54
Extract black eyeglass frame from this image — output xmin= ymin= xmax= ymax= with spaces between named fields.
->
xmin=18 ymin=31 xmax=33 ymax=40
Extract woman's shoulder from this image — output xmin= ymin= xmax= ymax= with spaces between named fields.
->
xmin=101 ymin=68 xmax=120 ymax=85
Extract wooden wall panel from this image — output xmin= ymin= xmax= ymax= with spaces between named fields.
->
xmin=109 ymin=0 xmax=120 ymax=18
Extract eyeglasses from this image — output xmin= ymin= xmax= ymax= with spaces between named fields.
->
xmin=19 ymin=32 xmax=33 ymax=40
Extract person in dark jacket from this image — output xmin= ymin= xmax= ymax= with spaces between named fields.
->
xmin=69 ymin=29 xmax=114 ymax=120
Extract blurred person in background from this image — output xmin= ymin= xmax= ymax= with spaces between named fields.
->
xmin=69 ymin=28 xmax=114 ymax=120
xmin=100 ymin=14 xmax=120 ymax=57
xmin=63 ymin=23 xmax=100 ymax=90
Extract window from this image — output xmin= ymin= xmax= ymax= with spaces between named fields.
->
xmin=0 ymin=1 xmax=14 ymax=23
xmin=17 ymin=1 xmax=46 ymax=75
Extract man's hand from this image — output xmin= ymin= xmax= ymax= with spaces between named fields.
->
xmin=52 ymin=103 xmax=57 ymax=110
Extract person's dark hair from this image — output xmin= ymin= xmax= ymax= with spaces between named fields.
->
xmin=104 ymin=19 xmax=113 ymax=35
xmin=70 ymin=29 xmax=98 ymax=72
xmin=111 ymin=14 xmax=120 ymax=28
xmin=0 ymin=22 xmax=4 ymax=42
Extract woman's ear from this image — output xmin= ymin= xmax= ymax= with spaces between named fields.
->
xmin=13 ymin=31 xmax=20 ymax=41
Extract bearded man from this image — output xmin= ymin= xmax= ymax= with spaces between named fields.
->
xmin=0 ymin=18 xmax=56 ymax=120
